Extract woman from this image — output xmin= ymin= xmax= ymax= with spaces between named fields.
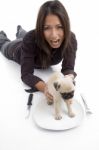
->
xmin=0 ymin=0 xmax=77 ymax=101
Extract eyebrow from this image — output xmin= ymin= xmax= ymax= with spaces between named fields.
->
xmin=43 ymin=24 xmax=62 ymax=27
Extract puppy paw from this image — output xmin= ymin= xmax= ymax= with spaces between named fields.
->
xmin=47 ymin=100 xmax=53 ymax=105
xmin=55 ymin=115 xmax=62 ymax=120
xmin=68 ymin=112 xmax=75 ymax=118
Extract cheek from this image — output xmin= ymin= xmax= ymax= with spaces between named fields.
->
xmin=60 ymin=31 xmax=64 ymax=39
xmin=43 ymin=31 xmax=50 ymax=41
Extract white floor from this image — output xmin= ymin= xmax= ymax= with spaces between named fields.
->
xmin=0 ymin=0 xmax=99 ymax=150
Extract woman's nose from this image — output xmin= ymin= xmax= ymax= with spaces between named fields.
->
xmin=51 ymin=28 xmax=58 ymax=39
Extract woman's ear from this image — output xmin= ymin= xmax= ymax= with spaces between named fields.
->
xmin=53 ymin=82 xmax=61 ymax=91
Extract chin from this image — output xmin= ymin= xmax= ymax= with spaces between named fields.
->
xmin=51 ymin=44 xmax=61 ymax=48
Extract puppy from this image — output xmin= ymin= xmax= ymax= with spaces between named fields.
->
xmin=46 ymin=72 xmax=75 ymax=120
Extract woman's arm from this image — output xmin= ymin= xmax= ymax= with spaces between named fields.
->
xmin=35 ymin=81 xmax=46 ymax=92
xmin=61 ymin=32 xmax=77 ymax=78
xmin=21 ymin=31 xmax=44 ymax=89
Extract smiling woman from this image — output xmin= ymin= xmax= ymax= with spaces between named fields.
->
xmin=0 ymin=0 xmax=77 ymax=101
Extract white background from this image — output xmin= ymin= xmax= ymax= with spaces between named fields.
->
xmin=0 ymin=0 xmax=99 ymax=150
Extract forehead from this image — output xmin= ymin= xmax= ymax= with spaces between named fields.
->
xmin=44 ymin=14 xmax=62 ymax=25
xmin=60 ymin=83 xmax=74 ymax=93
xmin=62 ymin=91 xmax=74 ymax=95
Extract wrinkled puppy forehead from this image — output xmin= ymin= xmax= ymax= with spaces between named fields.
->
xmin=59 ymin=79 xmax=75 ymax=93
xmin=53 ymin=77 xmax=75 ymax=92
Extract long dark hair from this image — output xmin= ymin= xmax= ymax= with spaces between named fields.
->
xmin=35 ymin=0 xmax=71 ymax=68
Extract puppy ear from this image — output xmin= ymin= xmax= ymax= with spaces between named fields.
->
xmin=73 ymin=80 xmax=76 ymax=86
xmin=53 ymin=82 xmax=61 ymax=91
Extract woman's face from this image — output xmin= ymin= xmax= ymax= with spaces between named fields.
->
xmin=43 ymin=14 xmax=64 ymax=48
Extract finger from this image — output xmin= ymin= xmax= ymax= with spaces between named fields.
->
xmin=47 ymin=93 xmax=53 ymax=100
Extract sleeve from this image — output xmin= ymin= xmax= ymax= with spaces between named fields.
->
xmin=61 ymin=32 xmax=77 ymax=77
xmin=20 ymin=32 xmax=43 ymax=89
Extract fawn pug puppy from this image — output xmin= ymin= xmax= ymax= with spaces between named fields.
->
xmin=46 ymin=72 xmax=75 ymax=120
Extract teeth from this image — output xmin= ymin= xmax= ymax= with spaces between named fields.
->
xmin=50 ymin=39 xmax=60 ymax=47
xmin=52 ymin=40 xmax=59 ymax=43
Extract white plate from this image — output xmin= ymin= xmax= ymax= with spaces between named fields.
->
xmin=33 ymin=98 xmax=85 ymax=131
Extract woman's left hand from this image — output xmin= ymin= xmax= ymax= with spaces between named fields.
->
xmin=64 ymin=74 xmax=74 ymax=79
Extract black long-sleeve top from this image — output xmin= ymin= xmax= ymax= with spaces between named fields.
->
xmin=14 ymin=30 xmax=77 ymax=89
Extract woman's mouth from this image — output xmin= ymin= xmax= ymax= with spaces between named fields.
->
xmin=50 ymin=39 xmax=61 ymax=48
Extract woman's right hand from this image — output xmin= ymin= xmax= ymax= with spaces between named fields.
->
xmin=44 ymin=84 xmax=53 ymax=101
xmin=35 ymin=81 xmax=53 ymax=101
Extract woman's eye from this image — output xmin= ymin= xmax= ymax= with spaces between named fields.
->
xmin=43 ymin=25 xmax=63 ymax=30
xmin=43 ymin=26 xmax=50 ymax=30
xmin=57 ymin=26 xmax=63 ymax=29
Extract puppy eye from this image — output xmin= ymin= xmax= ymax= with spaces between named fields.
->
xmin=61 ymin=93 xmax=66 ymax=97
xmin=71 ymin=93 xmax=74 ymax=97
xmin=70 ymin=92 xmax=74 ymax=97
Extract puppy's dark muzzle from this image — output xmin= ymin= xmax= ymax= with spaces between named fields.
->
xmin=60 ymin=91 xmax=74 ymax=100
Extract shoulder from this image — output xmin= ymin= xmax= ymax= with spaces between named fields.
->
xmin=23 ymin=30 xmax=36 ymax=49
xmin=70 ymin=32 xmax=77 ymax=43
xmin=68 ymin=31 xmax=77 ymax=51
xmin=22 ymin=29 xmax=37 ymax=52
xmin=23 ymin=29 xmax=36 ymax=42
